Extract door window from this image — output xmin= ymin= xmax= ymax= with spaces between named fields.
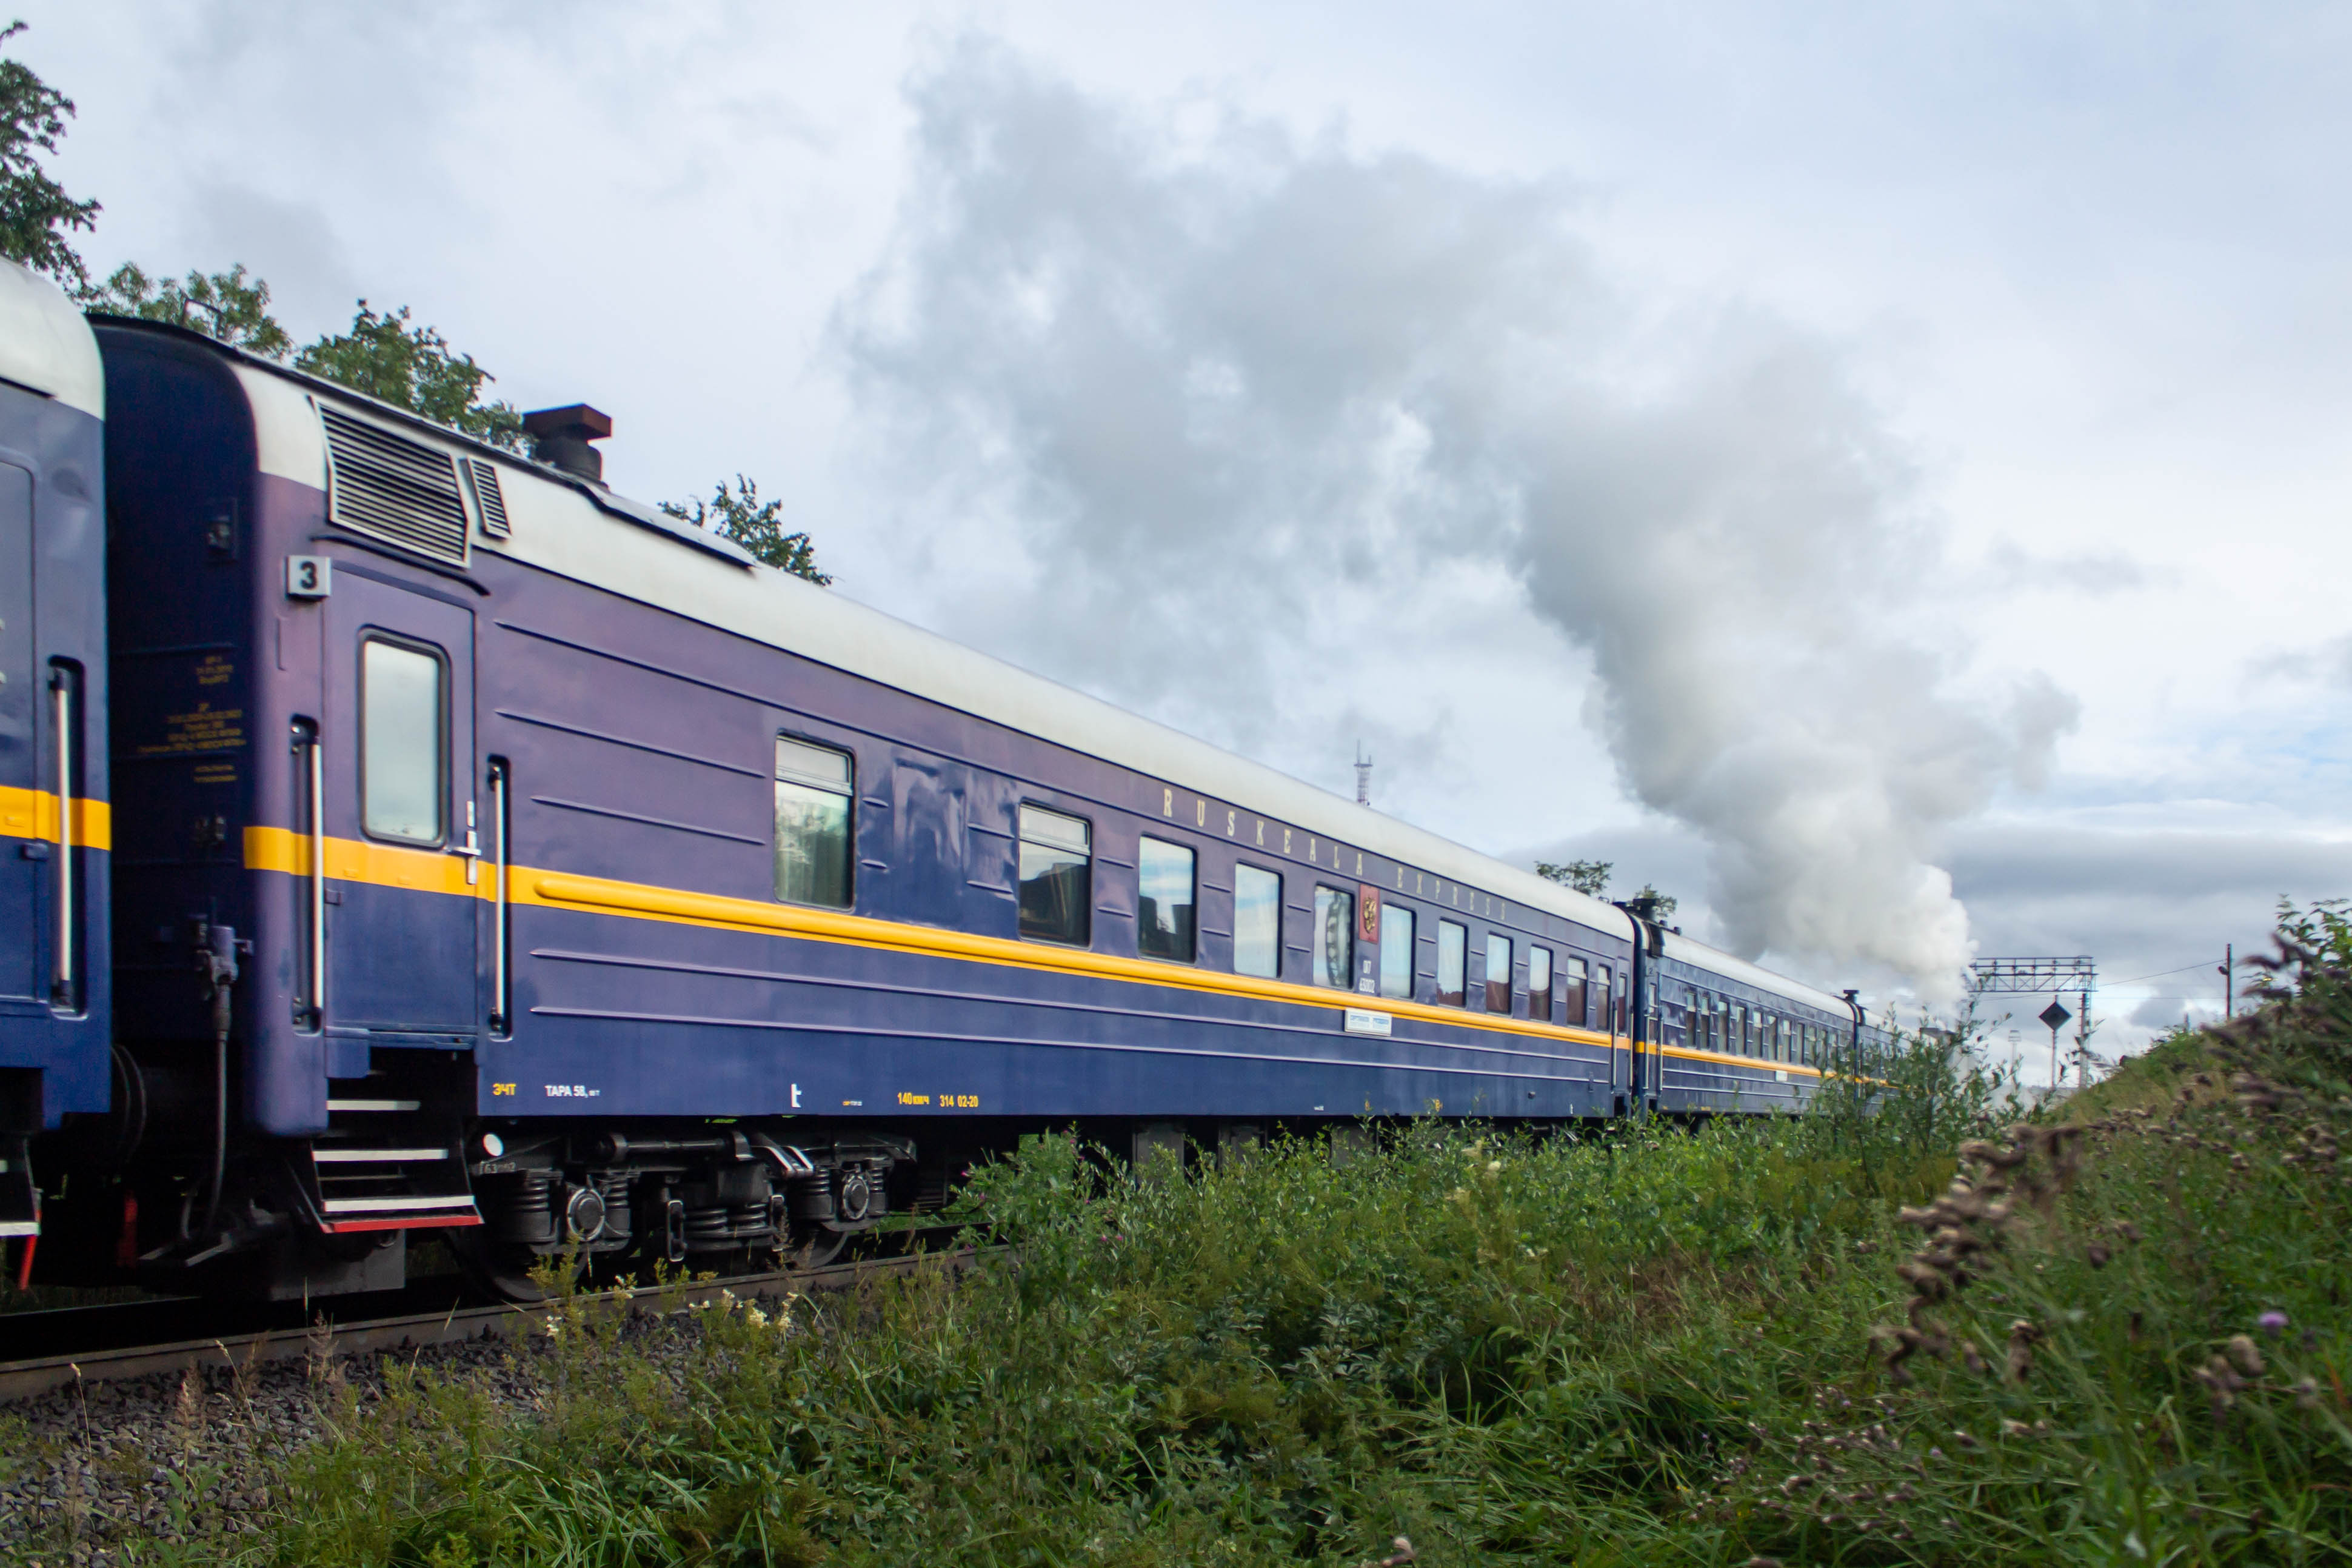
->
xmin=361 ymin=638 xmax=445 ymax=844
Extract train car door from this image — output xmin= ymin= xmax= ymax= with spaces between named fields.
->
xmin=0 ymin=462 xmax=36 ymax=1002
xmin=321 ymin=573 xmax=480 ymax=1035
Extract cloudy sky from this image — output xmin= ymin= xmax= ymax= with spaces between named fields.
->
xmin=25 ymin=2 xmax=2352 ymax=1069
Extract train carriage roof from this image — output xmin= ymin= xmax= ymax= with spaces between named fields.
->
xmin=0 ymin=261 xmax=102 ymax=418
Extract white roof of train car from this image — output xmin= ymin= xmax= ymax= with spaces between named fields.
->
xmin=0 ymin=262 xmax=102 ymax=418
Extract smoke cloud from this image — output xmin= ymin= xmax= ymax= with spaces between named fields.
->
xmin=838 ymin=40 xmax=2075 ymax=996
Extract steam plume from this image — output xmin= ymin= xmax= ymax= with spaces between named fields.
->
xmin=839 ymin=41 xmax=2074 ymax=994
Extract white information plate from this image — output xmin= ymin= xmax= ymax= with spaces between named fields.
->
xmin=1343 ymin=1009 xmax=1393 ymax=1037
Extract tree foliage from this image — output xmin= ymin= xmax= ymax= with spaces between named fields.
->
xmin=83 ymin=261 xmax=292 ymax=355
xmin=294 ymin=301 xmax=523 ymax=449
xmin=660 ymin=475 xmax=831 ymax=584
xmin=1535 ymin=858 xmax=1612 ymax=897
xmin=1535 ymin=859 xmax=1679 ymax=919
xmin=0 ymin=22 xmax=98 ymax=290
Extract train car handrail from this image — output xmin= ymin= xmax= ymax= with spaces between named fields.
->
xmin=307 ymin=723 xmax=326 ymax=1027
xmin=489 ymin=758 xmax=509 ymax=1033
xmin=49 ymin=669 xmax=69 ymax=1004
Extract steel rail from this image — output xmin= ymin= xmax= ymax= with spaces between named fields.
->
xmin=0 ymin=1246 xmax=992 ymax=1404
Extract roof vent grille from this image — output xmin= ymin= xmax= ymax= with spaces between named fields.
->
xmin=320 ymin=406 xmax=469 ymax=562
xmin=464 ymin=458 xmax=510 ymax=539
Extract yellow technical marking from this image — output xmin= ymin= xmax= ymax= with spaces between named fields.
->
xmin=241 ymin=824 xmax=1622 ymax=1050
xmin=0 ymin=784 xmax=112 ymax=850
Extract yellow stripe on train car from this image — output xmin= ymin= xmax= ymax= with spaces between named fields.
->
xmin=0 ymin=784 xmax=112 ymax=850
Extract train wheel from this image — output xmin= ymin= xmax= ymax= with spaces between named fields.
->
xmin=790 ymin=1228 xmax=849 ymax=1269
xmin=447 ymin=1228 xmax=586 ymax=1304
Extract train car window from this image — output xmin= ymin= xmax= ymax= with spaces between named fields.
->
xmin=1616 ymin=967 xmax=1628 ymax=1035
xmin=1017 ymin=804 xmax=1092 ymax=945
xmin=1528 ymin=946 xmax=1553 ymax=1021
xmin=1563 ymin=955 xmax=1590 ymax=1024
xmin=1233 ymin=864 xmax=1281 ymax=978
xmin=1598 ymin=966 xmax=1614 ymax=1033
xmin=1780 ymin=1018 xmax=1793 ymax=1063
xmin=773 ymin=737 xmax=855 ymax=907
xmin=1137 ymin=837 xmax=1197 ymax=961
xmin=1437 ymin=921 xmax=1468 ymax=1006
xmin=1378 ymin=904 xmax=1415 ymax=999
xmin=361 ymin=638 xmax=446 ymax=845
xmin=1757 ymin=1011 xmax=1774 ymax=1059
xmin=1485 ymin=933 xmax=1512 ymax=1013
xmin=1311 ymin=887 xmax=1355 ymax=987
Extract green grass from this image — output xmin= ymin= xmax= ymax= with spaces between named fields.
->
xmin=55 ymin=909 xmax=2352 ymax=1565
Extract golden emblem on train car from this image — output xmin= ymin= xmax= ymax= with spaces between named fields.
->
xmin=1358 ymin=885 xmax=1381 ymax=941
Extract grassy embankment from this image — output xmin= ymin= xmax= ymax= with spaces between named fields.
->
xmin=19 ymin=907 xmax=2352 ymax=1565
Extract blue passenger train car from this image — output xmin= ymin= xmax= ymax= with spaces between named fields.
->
xmin=8 ymin=309 xmax=1891 ymax=1301
xmin=0 ymin=263 xmax=109 ymax=1251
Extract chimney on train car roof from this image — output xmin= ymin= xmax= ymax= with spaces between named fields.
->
xmin=522 ymin=404 xmax=612 ymax=485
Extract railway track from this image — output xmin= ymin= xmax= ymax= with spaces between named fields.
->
xmin=0 ymin=1244 xmax=991 ymax=1404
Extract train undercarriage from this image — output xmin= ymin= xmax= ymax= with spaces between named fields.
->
xmin=26 ymin=1047 xmax=932 ymax=1302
